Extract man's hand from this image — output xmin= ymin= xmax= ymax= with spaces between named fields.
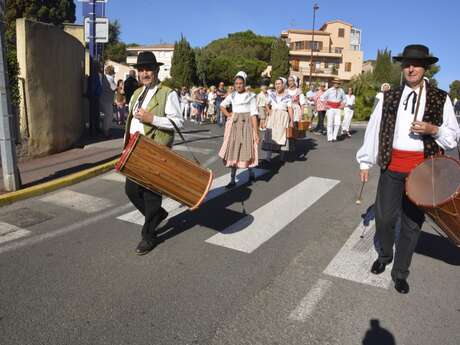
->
xmin=360 ymin=169 xmax=369 ymax=183
xmin=410 ymin=121 xmax=438 ymax=136
xmin=135 ymin=108 xmax=154 ymax=124
xmin=289 ymin=120 xmax=294 ymax=128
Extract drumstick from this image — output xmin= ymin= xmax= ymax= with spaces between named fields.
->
xmin=356 ymin=181 xmax=366 ymax=205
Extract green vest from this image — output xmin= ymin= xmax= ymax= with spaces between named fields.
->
xmin=124 ymin=83 xmax=175 ymax=147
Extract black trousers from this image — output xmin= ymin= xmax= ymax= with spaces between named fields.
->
xmin=375 ymin=169 xmax=425 ymax=280
xmin=125 ymin=178 xmax=163 ymax=242
xmin=315 ymin=111 xmax=326 ymax=132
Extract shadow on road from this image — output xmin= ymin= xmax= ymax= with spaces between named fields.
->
xmin=157 ymin=161 xmax=285 ymax=241
xmin=362 ymin=319 xmax=396 ymax=345
xmin=415 ymin=231 xmax=460 ymax=266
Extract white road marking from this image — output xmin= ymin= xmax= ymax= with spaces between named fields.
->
xmin=0 ymin=204 xmax=132 ymax=255
xmin=40 ymin=190 xmax=114 ymax=214
xmin=323 ymin=220 xmax=393 ymax=289
xmin=288 ymin=279 xmax=333 ymax=321
xmin=117 ymin=169 xmax=269 ymax=226
xmin=181 ymin=132 xmax=213 ymax=139
xmin=205 ymin=177 xmax=340 ymax=253
xmin=0 ymin=222 xmax=32 ymax=244
xmin=100 ymin=172 xmax=126 ymax=183
xmin=172 ymin=145 xmax=214 ymax=155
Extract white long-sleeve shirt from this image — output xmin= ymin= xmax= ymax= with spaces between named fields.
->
xmin=356 ymin=82 xmax=460 ymax=170
xmin=129 ymin=85 xmax=183 ymax=135
xmin=220 ymin=91 xmax=258 ymax=116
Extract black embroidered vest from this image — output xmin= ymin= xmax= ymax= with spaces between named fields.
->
xmin=378 ymin=83 xmax=447 ymax=170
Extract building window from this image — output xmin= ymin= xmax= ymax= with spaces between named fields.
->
xmin=338 ymin=28 xmax=345 ymax=38
xmin=345 ymin=62 xmax=352 ymax=72
xmin=334 ymin=47 xmax=343 ymax=54
xmin=307 ymin=41 xmax=323 ymax=51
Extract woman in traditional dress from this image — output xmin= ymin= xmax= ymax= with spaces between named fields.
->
xmin=287 ymin=76 xmax=306 ymax=126
xmin=262 ymin=77 xmax=294 ymax=163
xmin=219 ymin=71 xmax=260 ymax=189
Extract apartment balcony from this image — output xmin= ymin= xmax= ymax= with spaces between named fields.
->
xmin=296 ymin=67 xmax=338 ymax=77
xmin=289 ymin=48 xmax=342 ymax=58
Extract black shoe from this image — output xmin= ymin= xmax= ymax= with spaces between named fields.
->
xmin=135 ymin=238 xmax=159 ymax=255
xmin=394 ymin=279 xmax=410 ymax=294
xmin=371 ymin=259 xmax=387 ymax=275
xmin=225 ymin=181 xmax=236 ymax=189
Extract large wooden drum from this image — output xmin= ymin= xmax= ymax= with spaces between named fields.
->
xmin=115 ymin=132 xmax=213 ymax=210
xmin=405 ymin=156 xmax=460 ymax=247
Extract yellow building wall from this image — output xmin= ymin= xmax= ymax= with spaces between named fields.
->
xmin=17 ymin=19 xmax=85 ymax=156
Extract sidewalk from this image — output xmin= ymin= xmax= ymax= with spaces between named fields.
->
xmin=0 ymin=129 xmax=125 ymax=205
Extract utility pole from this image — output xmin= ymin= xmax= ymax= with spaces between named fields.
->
xmin=0 ymin=0 xmax=20 ymax=191
xmin=308 ymin=3 xmax=319 ymax=87
xmin=88 ymin=0 xmax=100 ymax=136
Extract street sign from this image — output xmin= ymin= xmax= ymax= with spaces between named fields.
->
xmin=82 ymin=3 xmax=106 ymax=18
xmin=82 ymin=0 xmax=106 ymax=18
xmin=84 ymin=17 xmax=109 ymax=43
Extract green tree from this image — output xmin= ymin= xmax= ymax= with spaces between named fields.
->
xmin=3 ymin=0 xmax=76 ymax=112
xmin=270 ymin=38 xmax=290 ymax=82
xmin=170 ymin=35 xmax=197 ymax=87
xmin=449 ymin=80 xmax=460 ymax=101
xmin=103 ymin=20 xmax=127 ymax=63
xmin=424 ymin=63 xmax=440 ymax=88
xmin=373 ymin=49 xmax=400 ymax=86
xmin=349 ymin=71 xmax=379 ymax=121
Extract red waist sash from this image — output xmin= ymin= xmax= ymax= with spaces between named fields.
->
xmin=327 ymin=101 xmax=341 ymax=109
xmin=388 ymin=149 xmax=424 ymax=173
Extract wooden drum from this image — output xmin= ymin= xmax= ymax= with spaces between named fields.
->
xmin=115 ymin=132 xmax=213 ymax=210
xmin=298 ymin=120 xmax=311 ymax=131
xmin=405 ymin=156 xmax=460 ymax=247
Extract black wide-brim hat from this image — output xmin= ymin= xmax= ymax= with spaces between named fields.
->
xmin=393 ymin=44 xmax=438 ymax=65
xmin=133 ymin=51 xmax=164 ymax=68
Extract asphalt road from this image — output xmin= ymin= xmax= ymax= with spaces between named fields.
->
xmin=0 ymin=123 xmax=459 ymax=345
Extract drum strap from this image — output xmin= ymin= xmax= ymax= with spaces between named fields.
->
xmin=167 ymin=118 xmax=202 ymax=166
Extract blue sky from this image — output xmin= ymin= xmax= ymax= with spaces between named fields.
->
xmin=76 ymin=0 xmax=459 ymax=89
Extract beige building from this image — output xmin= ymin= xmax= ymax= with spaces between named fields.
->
xmin=126 ymin=44 xmax=174 ymax=81
xmin=281 ymin=20 xmax=363 ymax=86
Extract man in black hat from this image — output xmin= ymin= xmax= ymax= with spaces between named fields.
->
xmin=124 ymin=51 xmax=183 ymax=255
xmin=356 ymin=44 xmax=459 ymax=294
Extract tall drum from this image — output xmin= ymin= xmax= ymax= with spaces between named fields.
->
xmin=115 ymin=132 xmax=213 ymax=210
xmin=405 ymin=156 xmax=460 ymax=247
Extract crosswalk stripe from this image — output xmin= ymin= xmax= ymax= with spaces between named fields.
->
xmin=205 ymin=177 xmax=340 ymax=253
xmin=172 ymin=145 xmax=214 ymax=155
xmin=101 ymin=172 xmax=126 ymax=183
xmin=0 ymin=222 xmax=32 ymax=244
xmin=116 ymin=169 xmax=269 ymax=226
xmin=323 ymin=220 xmax=393 ymax=289
xmin=40 ymin=190 xmax=114 ymax=214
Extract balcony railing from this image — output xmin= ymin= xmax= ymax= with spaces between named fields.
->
xmin=298 ymin=67 xmax=338 ymax=76
xmin=290 ymin=47 xmax=343 ymax=55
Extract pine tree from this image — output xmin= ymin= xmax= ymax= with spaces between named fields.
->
xmin=170 ymin=35 xmax=197 ymax=87
xmin=3 ymin=0 xmax=76 ymax=111
xmin=270 ymin=38 xmax=290 ymax=82
xmin=373 ymin=49 xmax=393 ymax=84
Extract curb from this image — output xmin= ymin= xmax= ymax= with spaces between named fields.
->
xmin=0 ymin=158 xmax=120 ymax=207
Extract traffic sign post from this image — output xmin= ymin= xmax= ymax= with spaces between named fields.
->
xmin=79 ymin=0 xmax=109 ymax=135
